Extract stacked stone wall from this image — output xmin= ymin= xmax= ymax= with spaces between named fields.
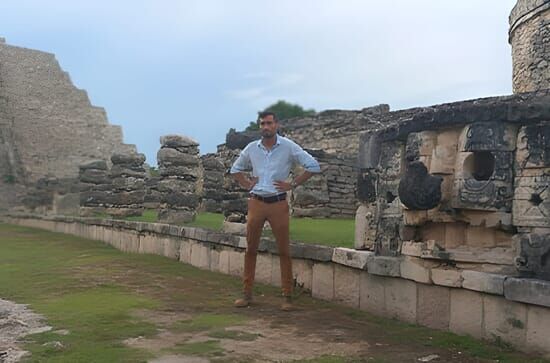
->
xmin=509 ymin=0 xmax=550 ymax=93
xmin=79 ymin=160 xmax=112 ymax=216
xmin=200 ymin=153 xmax=226 ymax=213
xmin=157 ymin=135 xmax=201 ymax=223
xmin=107 ymin=153 xmax=147 ymax=217
xmin=291 ymin=150 xmax=358 ymax=218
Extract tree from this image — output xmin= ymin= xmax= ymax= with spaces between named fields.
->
xmin=245 ymin=100 xmax=315 ymax=131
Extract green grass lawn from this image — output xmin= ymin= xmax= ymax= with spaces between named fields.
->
xmin=1 ymin=223 xmax=548 ymax=363
xmin=125 ymin=210 xmax=355 ymax=248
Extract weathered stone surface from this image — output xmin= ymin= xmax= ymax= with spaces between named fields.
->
xmin=462 ymin=270 xmax=505 ymax=295
xmin=334 ymin=265 xmax=360 ymax=308
xmin=292 ymin=258 xmax=313 ymax=291
xmin=79 ymin=169 xmax=110 ymax=185
xmin=79 ymin=160 xmax=107 ymax=171
xmin=384 ymin=277 xmax=417 ymax=323
xmin=483 ymin=295 xmax=527 ymax=348
xmin=332 ymin=248 xmax=372 ymax=269
xmin=400 ymin=256 xmax=433 ymax=284
xmin=158 ymin=209 xmax=195 ymax=224
xmin=225 ymin=129 xmax=260 ymax=150
xmin=354 ymin=203 xmax=378 ymax=249
xmin=515 ymin=232 xmax=550 ymax=280
xmin=111 ymin=152 xmax=146 ymax=166
xmin=162 ymin=192 xmax=200 ymax=208
xmin=312 ymin=263 xmax=334 ymax=301
xmin=449 ymin=288 xmax=483 ymax=338
xmin=513 ymin=173 xmax=550 ymax=227
xmin=157 ymin=148 xmax=200 ymax=166
xmin=504 ymin=277 xmax=550 ymax=308
xmin=526 ymin=304 xmax=550 ymax=354
xmin=431 ymin=268 xmax=463 ymax=287
xmin=515 ymin=123 xmax=550 ymax=169
xmin=417 ymin=284 xmax=450 ymax=330
xmin=366 ymin=255 xmax=401 ymax=277
xmin=290 ymin=243 xmax=333 ymax=262
xmin=359 ymin=272 xmax=386 ymax=316
xmin=160 ymin=135 xmax=199 ymax=148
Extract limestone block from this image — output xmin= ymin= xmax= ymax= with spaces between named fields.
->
xmin=384 ymin=277 xmax=417 ymax=323
xmin=403 ymin=210 xmax=428 ymax=226
xmin=462 ymin=270 xmax=505 ymax=295
xmin=190 ymin=242 xmax=211 ymax=270
xmin=160 ymin=237 xmax=179 ymax=259
xmin=334 ymin=265 xmax=360 ymax=308
xmin=209 ymin=249 xmax=220 ymax=272
xmin=359 ymin=272 xmax=386 ymax=317
xmin=449 ymin=289 xmax=483 ymax=338
xmin=119 ymin=230 xmax=140 ymax=253
xmin=179 ymin=240 xmax=191 ymax=264
xmin=312 ymin=263 xmax=335 ymax=301
xmin=431 ymin=268 xmax=462 ymax=287
xmin=417 ymin=284 xmax=450 ymax=330
xmin=461 ymin=210 xmax=513 ymax=229
xmin=228 ymin=250 xmax=244 ymax=277
xmin=400 ymin=256 xmax=433 ymax=284
xmin=366 ymin=255 xmax=401 ymax=277
xmin=430 ymin=129 xmax=460 ymax=174
xmin=255 ymin=253 xmax=272 ymax=285
xmin=419 ymin=223 xmax=445 ymax=246
xmin=401 ymin=241 xmax=424 ymax=257
xmin=222 ymin=221 xmax=247 ymax=235
xmin=526 ymin=305 xmax=550 ymax=354
xmin=271 ymin=255 xmax=282 ymax=287
xmin=332 ymin=248 xmax=372 ymax=269
xmin=139 ymin=234 xmax=163 ymax=255
xmin=465 ymin=226 xmax=496 ymax=248
xmin=504 ymin=278 xmax=550 ymax=308
xmin=218 ymin=249 xmax=230 ymax=274
xmin=406 ymin=131 xmax=437 ymax=159
xmin=443 ymin=222 xmax=467 ymax=249
xmin=483 ymin=295 xmax=527 ymax=348
xmin=292 ymin=258 xmax=313 ymax=292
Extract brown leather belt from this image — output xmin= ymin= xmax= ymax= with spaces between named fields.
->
xmin=250 ymin=192 xmax=287 ymax=203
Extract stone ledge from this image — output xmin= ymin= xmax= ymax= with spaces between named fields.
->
xmin=504 ymin=278 xmax=550 ymax=308
xmin=366 ymin=255 xmax=401 ymax=277
xmin=462 ymin=270 xmax=506 ymax=295
xmin=332 ymin=248 xmax=372 ymax=269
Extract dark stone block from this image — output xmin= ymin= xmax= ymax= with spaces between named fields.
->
xmin=398 ymin=161 xmax=442 ymax=210
xmin=79 ymin=160 xmax=108 ymax=171
xmin=110 ymin=190 xmax=146 ymax=205
xmin=516 ymin=233 xmax=550 ymax=281
xmin=80 ymin=169 xmax=110 ymax=184
xmin=111 ymin=153 xmax=146 ymax=166
xmin=463 ymin=122 xmax=515 ymax=151
xmin=225 ymin=129 xmax=260 ymax=150
xmin=222 ymin=198 xmax=248 ymax=215
xmin=357 ymin=170 xmax=376 ymax=203
xmin=110 ymin=165 xmax=147 ymax=178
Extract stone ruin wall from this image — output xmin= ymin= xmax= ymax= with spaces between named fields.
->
xmin=0 ymin=39 xmax=135 ymax=211
xmin=509 ymin=0 xmax=550 ymax=93
xmin=355 ymin=90 xmax=550 ymax=280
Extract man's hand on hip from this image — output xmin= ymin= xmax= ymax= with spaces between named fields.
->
xmin=274 ymin=180 xmax=292 ymax=192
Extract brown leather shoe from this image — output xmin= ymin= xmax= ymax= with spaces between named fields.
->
xmin=234 ymin=293 xmax=252 ymax=308
xmin=280 ymin=295 xmax=293 ymax=311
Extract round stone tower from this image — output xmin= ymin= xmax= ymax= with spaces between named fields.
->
xmin=509 ymin=0 xmax=550 ymax=93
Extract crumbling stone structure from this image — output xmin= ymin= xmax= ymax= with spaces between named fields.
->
xmin=79 ymin=160 xmax=112 ymax=216
xmin=356 ymin=90 xmax=550 ymax=280
xmin=291 ymin=149 xmax=358 ymax=218
xmin=144 ymin=176 xmax=162 ymax=209
xmin=199 ymin=153 xmax=226 ymax=213
xmin=20 ymin=177 xmax=79 ymax=215
xmin=157 ymin=135 xmax=201 ymax=223
xmin=509 ymin=0 xmax=550 ymax=93
xmin=0 ymin=38 xmax=135 ymax=211
xmin=108 ymin=153 xmax=147 ymax=217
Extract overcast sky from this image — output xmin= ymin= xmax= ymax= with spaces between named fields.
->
xmin=0 ymin=1 xmax=517 ymax=165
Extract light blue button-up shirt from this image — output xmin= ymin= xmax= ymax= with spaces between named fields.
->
xmin=230 ymin=135 xmax=321 ymax=196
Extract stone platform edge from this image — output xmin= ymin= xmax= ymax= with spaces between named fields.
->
xmin=2 ymin=213 xmax=550 ymax=355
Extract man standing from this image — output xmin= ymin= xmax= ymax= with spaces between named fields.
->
xmin=230 ymin=111 xmax=321 ymax=311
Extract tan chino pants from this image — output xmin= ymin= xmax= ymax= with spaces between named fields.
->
xmin=243 ymin=197 xmax=292 ymax=296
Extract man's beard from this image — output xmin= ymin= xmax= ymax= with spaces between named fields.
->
xmin=261 ymin=130 xmax=275 ymax=138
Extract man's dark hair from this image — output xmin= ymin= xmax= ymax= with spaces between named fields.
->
xmin=258 ymin=111 xmax=278 ymax=123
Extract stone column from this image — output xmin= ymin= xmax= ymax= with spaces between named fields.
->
xmin=79 ymin=160 xmax=112 ymax=216
xmin=200 ymin=153 xmax=226 ymax=213
xmin=108 ymin=152 xmax=147 ymax=217
xmin=157 ymin=135 xmax=201 ymax=224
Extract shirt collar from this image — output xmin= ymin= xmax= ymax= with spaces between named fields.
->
xmin=257 ymin=135 xmax=281 ymax=150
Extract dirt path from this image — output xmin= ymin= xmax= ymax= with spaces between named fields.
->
xmin=0 ymin=299 xmax=51 ymax=363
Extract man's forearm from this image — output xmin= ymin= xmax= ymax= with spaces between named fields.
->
xmin=293 ymin=171 xmax=315 ymax=187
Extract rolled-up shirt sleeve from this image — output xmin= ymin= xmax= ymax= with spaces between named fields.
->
xmin=292 ymin=143 xmax=321 ymax=173
xmin=230 ymin=146 xmax=252 ymax=173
